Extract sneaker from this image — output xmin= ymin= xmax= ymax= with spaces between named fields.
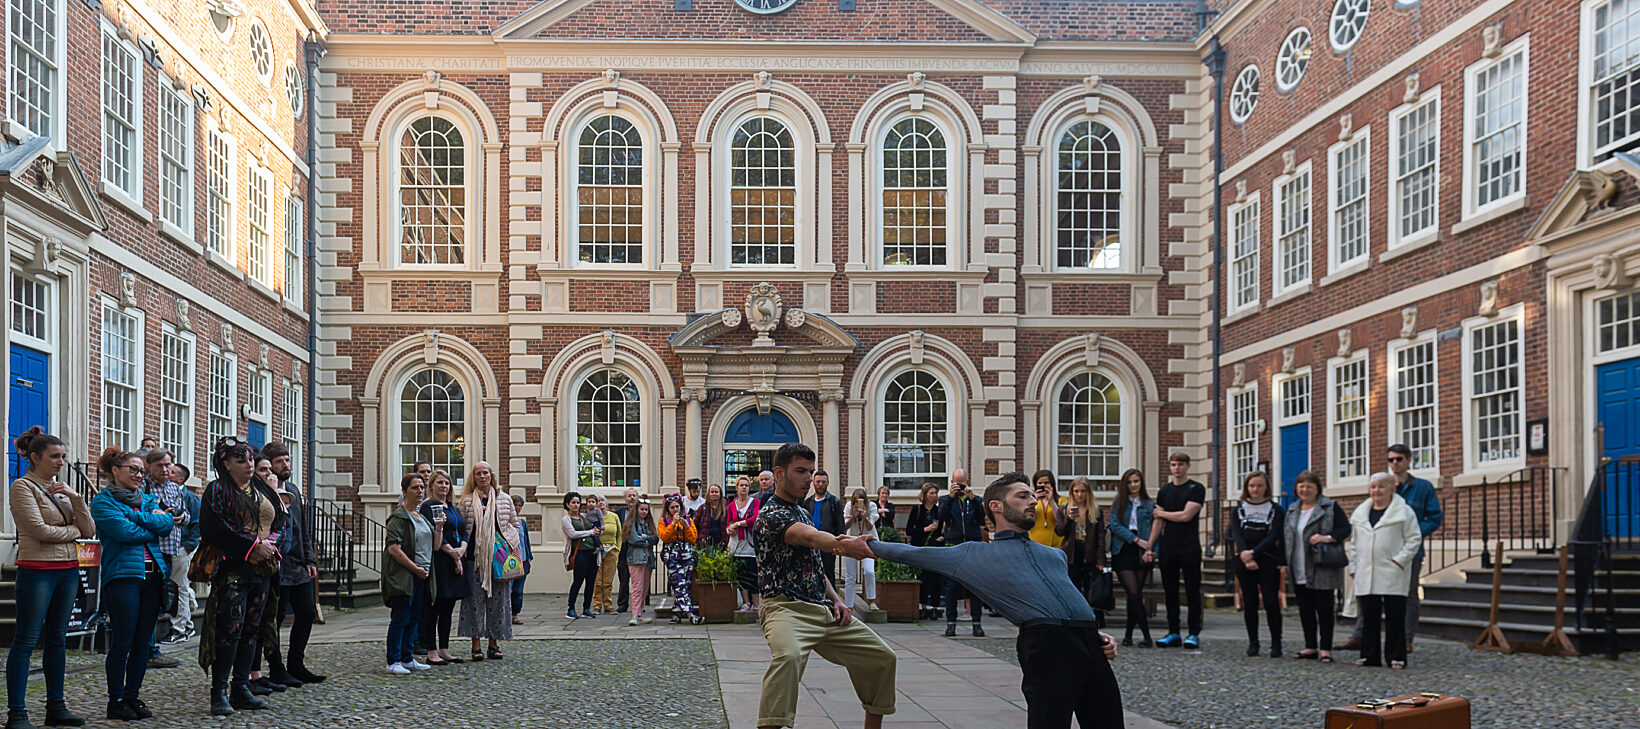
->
xmin=147 ymin=655 xmax=180 ymax=669
xmin=105 ymin=700 xmax=138 ymax=721
xmin=944 ymin=624 xmax=957 ymax=637
xmin=584 ymin=611 xmax=599 ymax=618
xmin=1183 ymin=635 xmax=1200 ymax=650
xmin=406 ymin=660 xmax=431 ymax=672
xmin=1156 ymin=633 xmax=1182 ymax=648
xmin=689 ymin=614 xmax=704 ymax=625
xmin=629 ymin=617 xmax=640 ymax=626
xmin=385 ymin=663 xmax=411 ymax=675
xmin=128 ymin=699 xmax=153 ymax=720
xmin=566 ymin=609 xmax=579 ymax=619
xmin=160 ymin=629 xmax=186 ymax=645
xmin=639 ymin=616 xmax=653 ymax=624
xmin=866 ymin=601 xmax=880 ymax=612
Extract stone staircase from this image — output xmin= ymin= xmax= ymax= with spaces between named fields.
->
xmin=1419 ymin=552 xmax=1640 ymax=653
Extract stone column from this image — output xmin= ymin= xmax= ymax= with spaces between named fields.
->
xmin=683 ymin=388 xmax=704 ymax=492
xmin=821 ymin=389 xmax=844 ymax=480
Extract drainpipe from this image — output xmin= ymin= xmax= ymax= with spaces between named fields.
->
xmin=1204 ymin=36 xmax=1227 ymax=559
xmin=303 ymin=35 xmax=322 ymax=502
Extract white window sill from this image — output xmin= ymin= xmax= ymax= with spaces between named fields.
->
xmin=1379 ymin=230 xmax=1441 ymax=263
xmin=159 ymin=220 xmax=201 ymax=253
xmin=1325 ymin=477 xmax=1372 ymax=499
xmin=1319 ymin=259 xmax=1370 ymax=287
xmin=1453 ymin=195 xmax=1530 ymax=236
xmin=249 ymin=278 xmax=280 ymax=303
xmin=100 ymin=183 xmax=152 ymax=223
xmin=1450 ymin=465 xmax=1527 ymax=488
xmin=1222 ymin=304 xmax=1262 ymax=325
xmin=282 ymin=297 xmax=309 ymax=320
xmin=1266 ymin=283 xmax=1312 ymax=309
xmin=533 ymin=266 xmax=681 ymax=283
xmin=847 ymin=268 xmax=989 ymax=283
xmin=359 ymin=268 xmax=503 ymax=283
xmin=1019 ymin=270 xmax=1164 ymax=285
xmin=207 ymin=250 xmax=245 ymax=280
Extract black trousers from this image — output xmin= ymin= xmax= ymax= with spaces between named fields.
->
xmin=919 ymin=566 xmax=942 ymax=606
xmin=943 ymin=575 xmax=980 ymax=624
xmin=616 ymin=547 xmax=631 ymax=613
xmin=1158 ymin=549 xmax=1203 ymax=636
xmin=1018 ymin=625 xmax=1123 ymax=729
xmin=1358 ymin=595 xmax=1407 ymax=665
xmin=567 ymin=550 xmax=597 ymax=611
xmin=421 ymin=597 xmax=458 ymax=651
xmin=277 ymin=582 xmax=317 ymax=670
xmin=1233 ymin=558 xmax=1282 ymax=646
xmin=1294 ymin=585 xmax=1335 ymax=651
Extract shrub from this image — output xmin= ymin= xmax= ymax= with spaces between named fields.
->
xmin=872 ymin=523 xmax=920 ymax=580
xmin=694 ymin=545 xmax=738 ymax=583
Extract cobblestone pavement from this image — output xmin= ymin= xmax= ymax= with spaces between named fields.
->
xmin=968 ymin=608 xmax=1640 ymax=729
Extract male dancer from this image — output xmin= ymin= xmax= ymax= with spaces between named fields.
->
xmin=843 ymin=472 xmax=1121 ymax=729
xmin=754 ymin=443 xmax=896 ymax=729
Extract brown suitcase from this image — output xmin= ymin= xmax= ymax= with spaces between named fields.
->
xmin=1323 ymin=693 xmax=1471 ymax=729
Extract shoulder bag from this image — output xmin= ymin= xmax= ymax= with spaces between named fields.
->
xmin=496 ymin=508 xmax=526 ymax=581
xmin=1310 ymin=540 xmax=1348 ymax=569
xmin=1087 ymin=567 xmax=1117 ymax=612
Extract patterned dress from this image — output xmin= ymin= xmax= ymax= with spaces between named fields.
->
xmin=658 ymin=516 xmax=698 ymax=616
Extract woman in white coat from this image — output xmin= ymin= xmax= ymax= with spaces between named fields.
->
xmin=1345 ymin=472 xmax=1422 ymax=669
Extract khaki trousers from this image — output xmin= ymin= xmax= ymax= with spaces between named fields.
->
xmin=757 ymin=595 xmax=897 ymax=728
xmin=592 ymin=551 xmax=621 ymax=612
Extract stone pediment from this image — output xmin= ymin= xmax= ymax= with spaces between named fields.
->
xmin=0 ymin=136 xmax=107 ymax=236
xmin=670 ymin=283 xmax=857 ymax=352
xmin=493 ymin=0 xmax=1033 ymax=43
xmin=1528 ymin=156 xmax=1640 ymax=249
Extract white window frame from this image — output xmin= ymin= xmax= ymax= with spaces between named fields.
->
xmin=875 ymin=115 xmax=957 ymax=270
xmin=1327 ymin=127 xmax=1371 ymax=277
xmin=8 ymin=269 xmax=53 ymax=350
xmin=157 ymin=72 xmax=194 ymax=239
xmin=393 ymin=367 xmax=470 ymax=483
xmin=1580 ymin=0 xmax=1640 ymax=167
xmin=1594 ymin=288 xmax=1640 ymax=360
xmin=248 ymin=368 xmax=272 ymax=434
xmin=100 ymin=298 xmax=145 ymax=451
xmin=1227 ymin=191 xmax=1261 ymax=314
xmin=1388 ymin=331 xmax=1440 ymax=477
xmin=247 ymin=161 xmax=274 ymax=288
xmin=392 ymin=114 xmax=473 ymax=270
xmin=1461 ymin=303 xmax=1527 ymax=474
xmin=1327 ymin=350 xmax=1370 ymax=490
xmin=1052 ymin=369 xmax=1131 ymax=482
xmin=1387 ymin=87 xmax=1442 ymax=251
xmin=205 ymin=121 xmax=237 ymax=264
xmin=568 ymin=111 xmax=655 ymax=269
xmin=878 ymin=369 xmax=952 ymax=489
xmin=1462 ymin=36 xmax=1530 ymax=221
xmin=285 ymin=194 xmax=302 ymax=303
xmin=100 ymin=20 xmax=143 ymax=206
xmin=159 ymin=323 xmax=197 ymax=473
xmin=1228 ymin=382 xmax=1259 ymax=499
xmin=281 ymin=378 xmax=301 ymax=477
xmin=247 ymin=18 xmax=273 ymax=86
xmin=1049 ymin=118 xmax=1134 ymax=272
xmin=1272 ymin=160 xmax=1313 ymax=297
xmin=7 ymin=0 xmax=67 ymax=144
xmin=207 ymin=346 xmax=238 ymax=467
xmin=1271 ymin=368 xmax=1313 ymax=498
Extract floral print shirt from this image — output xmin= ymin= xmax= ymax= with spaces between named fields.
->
xmin=755 ymin=494 xmax=832 ymax=607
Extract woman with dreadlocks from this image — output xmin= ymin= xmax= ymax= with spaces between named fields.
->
xmin=196 ymin=438 xmax=285 ymax=716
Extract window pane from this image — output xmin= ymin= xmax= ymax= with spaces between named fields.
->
xmin=399 ymin=369 xmax=467 ymax=482
xmin=881 ymin=118 xmax=947 ymax=267
xmin=729 ymin=117 xmax=796 ymax=266
xmin=1055 ymin=121 xmax=1122 ymax=269
xmin=1057 ymin=372 xmax=1123 ymax=480
xmin=882 ymin=371 xmax=947 ymax=489
xmin=399 ymin=116 xmax=468 ymax=265
xmin=577 ymin=115 xmax=644 ymax=264
xmin=575 ymin=369 xmax=642 ymax=490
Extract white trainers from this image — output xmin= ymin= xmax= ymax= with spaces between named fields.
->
xmin=866 ymin=601 xmax=880 ymax=612
xmin=406 ymin=659 xmax=431 ymax=671
xmin=628 ymin=617 xmax=640 ymax=626
xmin=385 ymin=662 xmax=411 ymax=675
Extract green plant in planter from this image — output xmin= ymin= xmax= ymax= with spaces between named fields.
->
xmin=694 ymin=545 xmax=739 ymax=583
xmin=871 ymin=523 xmax=920 ymax=581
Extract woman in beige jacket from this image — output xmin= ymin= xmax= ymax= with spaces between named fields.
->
xmin=7 ymin=427 xmax=94 ymax=728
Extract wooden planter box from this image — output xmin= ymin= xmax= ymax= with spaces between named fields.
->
xmin=693 ymin=581 xmax=738 ymax=623
xmin=876 ymin=581 xmax=921 ymax=622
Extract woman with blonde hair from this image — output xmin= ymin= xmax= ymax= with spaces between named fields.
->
xmin=904 ymin=482 xmax=942 ymax=619
xmin=1055 ymin=476 xmax=1104 ymax=612
xmin=842 ymin=488 xmax=879 ymax=611
xmin=420 ymin=470 xmax=469 ymax=665
xmin=457 ymin=462 xmax=520 ymax=661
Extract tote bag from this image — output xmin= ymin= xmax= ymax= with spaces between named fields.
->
xmin=493 ymin=533 xmax=525 ymax=581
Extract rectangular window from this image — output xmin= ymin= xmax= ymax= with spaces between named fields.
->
xmin=1331 ymin=356 xmax=1368 ymax=482
xmin=281 ymin=379 xmax=301 ymax=477
xmin=1391 ymin=339 xmax=1438 ymax=472
xmin=1230 ymin=386 xmax=1258 ymax=493
xmin=1280 ymin=372 xmax=1310 ymax=422
xmin=1591 ymin=0 xmax=1640 ymax=159
xmin=1275 ymin=163 xmax=1312 ymax=293
xmin=1467 ymin=316 xmax=1523 ymax=467
xmin=285 ymin=195 xmax=302 ymax=303
xmin=1598 ymin=290 xmax=1640 ymax=354
xmin=248 ymin=164 xmax=272 ymax=286
xmin=1230 ymin=195 xmax=1260 ymax=313
xmin=1391 ymin=91 xmax=1440 ymax=246
xmin=158 ymin=79 xmax=192 ymax=233
xmin=208 ymin=348 xmax=236 ymax=459
xmin=1329 ymin=132 xmax=1370 ymax=272
xmin=206 ymin=128 xmax=234 ymax=260
xmin=160 ymin=326 xmax=195 ymax=471
xmin=101 ymin=302 xmax=142 ymax=450
xmin=101 ymin=27 xmax=141 ymax=201
xmin=1466 ymin=40 xmax=1528 ymax=214
xmin=248 ymin=369 xmax=270 ymax=426
xmin=8 ymin=0 xmax=59 ymax=138
xmin=10 ymin=273 xmax=49 ymax=342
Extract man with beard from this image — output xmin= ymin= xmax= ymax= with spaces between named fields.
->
xmin=262 ymin=443 xmax=325 ymax=685
xmin=841 ymin=473 xmax=1121 ymax=729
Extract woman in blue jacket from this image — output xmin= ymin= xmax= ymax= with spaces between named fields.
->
xmin=90 ymin=447 xmax=176 ymax=721
xmin=1107 ymin=468 xmax=1154 ymax=647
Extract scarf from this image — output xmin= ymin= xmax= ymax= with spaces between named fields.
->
xmin=468 ymin=489 xmax=500 ymax=596
xmin=109 ymin=484 xmax=144 ymax=510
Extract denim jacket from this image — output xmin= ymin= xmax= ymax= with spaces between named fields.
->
xmin=1108 ymin=498 xmax=1155 ymax=556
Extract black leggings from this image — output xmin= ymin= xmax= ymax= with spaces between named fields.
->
xmin=567 ymin=550 xmax=597 ymax=611
xmin=1234 ymin=558 xmax=1282 ymax=646
xmin=1294 ymin=585 xmax=1335 ymax=651
xmin=1115 ymin=569 xmax=1150 ymax=640
xmin=421 ymin=597 xmax=458 ymax=651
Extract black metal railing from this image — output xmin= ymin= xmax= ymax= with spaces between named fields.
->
xmin=308 ymin=497 xmax=390 ymax=608
xmin=1571 ymin=459 xmax=1639 ymax=660
xmin=1422 ymin=466 xmax=1561 ymax=577
xmin=67 ymin=461 xmax=102 ymax=500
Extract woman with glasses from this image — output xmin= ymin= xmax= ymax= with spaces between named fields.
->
xmin=90 ymin=446 xmax=175 ymax=721
xmin=198 ymin=438 xmax=285 ymax=716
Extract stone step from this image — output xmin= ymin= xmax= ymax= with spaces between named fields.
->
xmin=1427 ymin=582 xmax=1640 ymax=608
xmin=1418 ymin=597 xmax=1640 ymax=629
xmin=1416 ymin=614 xmax=1640 ymax=653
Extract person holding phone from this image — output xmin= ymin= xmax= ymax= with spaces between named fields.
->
xmin=7 ymin=427 xmax=93 ymax=728
xmin=904 ymin=483 xmax=942 ymax=619
xmin=842 ymin=489 xmax=879 ymax=611
xmin=420 ymin=470 xmax=469 ymax=665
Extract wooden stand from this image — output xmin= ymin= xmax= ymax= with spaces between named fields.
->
xmin=1471 ymin=541 xmax=1513 ymax=653
xmin=1514 ymin=546 xmax=1579 ymax=657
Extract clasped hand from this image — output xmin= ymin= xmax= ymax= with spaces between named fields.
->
xmin=832 ymin=533 xmax=876 ymax=560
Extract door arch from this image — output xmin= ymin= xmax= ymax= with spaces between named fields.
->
xmin=706 ymin=395 xmax=817 ymax=489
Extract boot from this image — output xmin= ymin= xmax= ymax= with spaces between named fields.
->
xmin=6 ymin=709 xmax=37 ymax=729
xmin=43 ymin=701 xmax=85 ymax=727
xmin=229 ymin=683 xmax=268 ymax=711
xmin=126 ymin=700 xmax=151 ymax=720
xmin=267 ymin=660 xmax=304 ymax=689
xmin=104 ymin=700 xmax=138 ymax=721
xmin=288 ymin=664 xmax=326 ymax=684
xmin=247 ymin=679 xmax=273 ymax=696
xmin=210 ymin=666 xmax=235 ymax=716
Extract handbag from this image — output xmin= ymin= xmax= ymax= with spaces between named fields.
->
xmin=1088 ymin=568 xmax=1116 ymax=612
xmin=1311 ymin=540 xmax=1348 ymax=569
xmin=493 ymin=532 xmax=526 ymax=581
xmin=563 ymin=539 xmax=577 ymax=573
xmin=188 ymin=543 xmax=223 ymax=582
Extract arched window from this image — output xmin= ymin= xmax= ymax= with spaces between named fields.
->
xmin=881 ymin=370 xmax=948 ymax=489
xmin=1055 ymin=372 xmax=1124 ymax=481
xmin=398 ymin=116 xmax=467 ymax=265
xmin=398 ymin=369 xmax=465 ymax=481
xmin=729 ymin=117 xmax=796 ymax=266
xmin=576 ymin=114 xmax=644 ymax=264
xmin=881 ymin=118 xmax=948 ymax=267
xmin=575 ymin=369 xmax=642 ymax=490
xmin=1055 ymin=121 xmax=1123 ymax=270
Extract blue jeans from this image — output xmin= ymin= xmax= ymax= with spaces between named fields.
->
xmin=6 ymin=568 xmax=78 ymax=710
xmin=104 ymin=572 xmax=164 ymax=701
xmin=385 ymin=578 xmax=426 ymax=665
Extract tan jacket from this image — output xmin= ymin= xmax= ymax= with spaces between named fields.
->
xmin=10 ymin=476 xmax=95 ymax=562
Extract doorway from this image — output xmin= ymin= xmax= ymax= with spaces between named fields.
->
xmin=1598 ymin=356 xmax=1640 ymax=538
xmin=8 ymin=345 xmax=50 ymax=478
xmin=720 ymin=408 xmax=799 ymax=487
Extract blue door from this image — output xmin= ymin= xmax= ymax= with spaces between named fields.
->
xmin=9 ymin=346 xmax=50 ymax=478
xmin=1279 ymin=423 xmax=1309 ymax=509
xmin=247 ymin=421 xmax=267 ymax=450
xmin=1597 ymin=357 xmax=1640 ymax=538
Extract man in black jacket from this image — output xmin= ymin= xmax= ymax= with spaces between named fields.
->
xmin=934 ymin=469 xmax=985 ymax=636
xmin=800 ymin=470 xmax=844 ymax=584
xmin=262 ymin=443 xmax=325 ymax=686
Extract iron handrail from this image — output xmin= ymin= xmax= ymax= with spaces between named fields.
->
xmin=1570 ymin=460 xmax=1632 ymax=660
xmin=1421 ymin=466 xmax=1562 ymax=577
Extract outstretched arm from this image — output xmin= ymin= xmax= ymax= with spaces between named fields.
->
xmin=866 ymin=540 xmax=966 ymax=579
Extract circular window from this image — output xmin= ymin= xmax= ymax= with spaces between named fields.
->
xmin=1229 ymin=65 xmax=1261 ymax=124
xmin=1329 ymin=0 xmax=1370 ymax=52
xmin=209 ymin=9 xmax=235 ymax=41
xmin=248 ymin=20 xmax=273 ymax=84
xmin=285 ymin=62 xmax=303 ymax=118
xmin=1276 ymin=27 xmax=1312 ymax=92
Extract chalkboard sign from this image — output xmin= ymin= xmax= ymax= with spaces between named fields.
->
xmin=66 ymin=540 xmax=101 ymax=637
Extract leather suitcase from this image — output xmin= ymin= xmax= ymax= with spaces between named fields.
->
xmin=1323 ymin=693 xmax=1471 ymax=729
